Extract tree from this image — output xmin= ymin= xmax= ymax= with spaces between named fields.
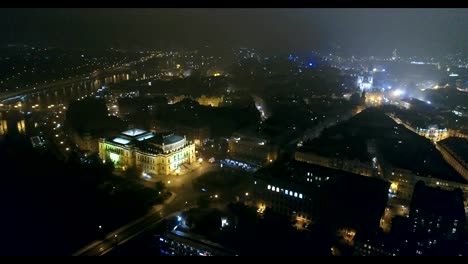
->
xmin=154 ymin=181 xmax=165 ymax=192
xmin=124 ymin=166 xmax=141 ymax=181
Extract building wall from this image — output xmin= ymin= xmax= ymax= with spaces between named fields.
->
xmin=252 ymin=178 xmax=321 ymax=222
xmin=295 ymin=151 xmax=468 ymax=207
xmin=228 ymin=138 xmax=278 ymax=165
xmin=72 ymin=131 xmax=98 ymax=153
xmin=383 ymin=167 xmax=468 ymax=207
xmin=98 ymin=139 xmax=134 ymax=170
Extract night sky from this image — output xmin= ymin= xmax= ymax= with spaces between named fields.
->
xmin=1 ymin=8 xmax=468 ymax=57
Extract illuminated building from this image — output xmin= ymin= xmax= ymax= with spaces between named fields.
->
xmin=206 ymin=69 xmax=224 ymax=77
xmin=364 ymin=91 xmax=384 ymax=106
xmin=99 ymin=128 xmax=195 ymax=175
xmin=252 ymin=164 xmax=328 ymax=224
xmin=227 ymin=131 xmax=278 ymax=165
xmin=416 ymin=125 xmax=449 ymax=142
xmin=195 ymin=95 xmax=224 ymax=107
xmin=252 ymin=161 xmax=389 ymax=232
xmin=168 ymin=95 xmax=188 ymax=105
xmin=384 ymin=166 xmax=468 ymax=208
xmin=357 ymin=73 xmax=373 ymax=90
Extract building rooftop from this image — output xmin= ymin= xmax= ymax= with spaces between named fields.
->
xmin=121 ymin=128 xmax=147 ymax=137
xmin=112 ymin=137 xmax=131 ymax=145
xmin=439 ymin=137 xmax=468 ymax=165
xmin=104 ymin=129 xmax=187 ymax=151
xmin=148 ymin=132 xmax=185 ymax=146
xmin=410 ymin=182 xmax=465 ymax=220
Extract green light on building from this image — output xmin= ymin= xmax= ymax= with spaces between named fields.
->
xmin=110 ymin=153 xmax=120 ymax=164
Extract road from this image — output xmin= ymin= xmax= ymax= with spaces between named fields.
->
xmin=73 ymin=162 xmax=220 ymax=256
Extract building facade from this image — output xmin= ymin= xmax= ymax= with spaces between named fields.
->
xmin=195 ymin=95 xmax=224 ymax=107
xmin=416 ymin=125 xmax=449 ymax=142
xmin=98 ymin=128 xmax=196 ymax=175
xmin=227 ymin=132 xmax=278 ymax=166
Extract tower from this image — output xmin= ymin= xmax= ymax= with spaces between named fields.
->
xmin=392 ymin=49 xmax=398 ymax=61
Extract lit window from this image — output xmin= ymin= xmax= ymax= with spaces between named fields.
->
xmin=299 ymin=193 xmax=303 ymax=199
xmin=285 ymin=190 xmax=289 ymax=195
xmin=294 ymin=192 xmax=298 ymax=197
xmin=289 ymin=192 xmax=293 ymax=196
xmin=276 ymin=187 xmax=280 ymax=192
xmin=267 ymin=185 xmax=271 ymax=190
xmin=307 ymin=172 xmax=310 ymax=176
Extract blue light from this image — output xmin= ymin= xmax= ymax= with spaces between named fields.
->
xmin=177 ymin=216 xmax=182 ymax=222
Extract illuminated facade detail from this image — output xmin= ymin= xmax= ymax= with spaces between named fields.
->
xmin=357 ymin=74 xmax=373 ymax=90
xmin=365 ymin=91 xmax=384 ymax=106
xmin=0 ymin=120 xmax=7 ymax=135
xmin=416 ymin=125 xmax=449 ymax=142
xmin=195 ymin=95 xmax=224 ymax=107
xmin=99 ymin=128 xmax=196 ymax=175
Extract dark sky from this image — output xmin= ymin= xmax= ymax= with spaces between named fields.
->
xmin=1 ymin=8 xmax=468 ymax=57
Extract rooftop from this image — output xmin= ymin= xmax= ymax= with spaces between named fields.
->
xmin=410 ymin=182 xmax=465 ymax=220
xmin=439 ymin=137 xmax=468 ymax=165
xmin=148 ymin=132 xmax=185 ymax=146
xmin=121 ymin=128 xmax=147 ymax=137
xmin=112 ymin=137 xmax=131 ymax=145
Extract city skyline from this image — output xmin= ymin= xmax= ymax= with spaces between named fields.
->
xmin=1 ymin=8 xmax=468 ymax=57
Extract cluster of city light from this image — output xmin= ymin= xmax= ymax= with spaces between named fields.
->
xmin=267 ymin=185 xmax=303 ymax=199
xmin=392 ymin=89 xmax=405 ymax=97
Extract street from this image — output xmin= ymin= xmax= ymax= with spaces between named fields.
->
xmin=73 ymin=162 xmax=221 ymax=256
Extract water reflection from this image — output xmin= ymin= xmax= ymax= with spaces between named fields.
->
xmin=1 ymin=71 xmax=138 ymax=137
xmin=24 ymin=72 xmax=136 ymax=109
